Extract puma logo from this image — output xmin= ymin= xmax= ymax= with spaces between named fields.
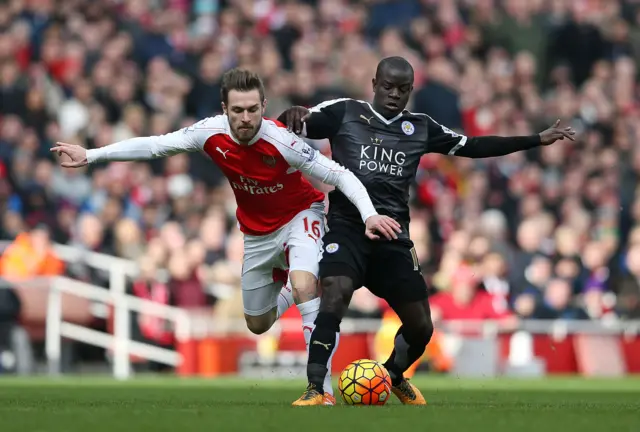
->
xmin=360 ymin=114 xmax=374 ymax=125
xmin=312 ymin=340 xmax=332 ymax=350
xmin=216 ymin=147 xmax=229 ymax=159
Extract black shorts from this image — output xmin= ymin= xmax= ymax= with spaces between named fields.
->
xmin=319 ymin=222 xmax=428 ymax=307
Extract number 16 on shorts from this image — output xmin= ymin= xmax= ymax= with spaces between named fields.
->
xmin=284 ymin=205 xmax=325 ymax=274
xmin=303 ymin=216 xmax=322 ymax=242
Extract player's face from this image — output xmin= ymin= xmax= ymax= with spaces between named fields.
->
xmin=223 ymin=89 xmax=266 ymax=144
xmin=372 ymin=68 xmax=413 ymax=118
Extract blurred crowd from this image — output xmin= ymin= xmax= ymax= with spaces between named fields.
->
xmin=2 ymin=0 xmax=640 ymax=344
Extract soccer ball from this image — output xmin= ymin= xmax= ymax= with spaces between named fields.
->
xmin=338 ymin=359 xmax=391 ymax=405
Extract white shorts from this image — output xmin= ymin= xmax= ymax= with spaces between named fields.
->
xmin=242 ymin=202 xmax=325 ymax=316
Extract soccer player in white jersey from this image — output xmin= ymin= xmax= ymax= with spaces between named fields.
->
xmin=51 ymin=68 xmax=401 ymax=404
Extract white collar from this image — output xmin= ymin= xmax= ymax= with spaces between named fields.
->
xmin=365 ymin=102 xmax=405 ymax=125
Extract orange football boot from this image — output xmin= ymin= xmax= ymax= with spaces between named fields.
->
xmin=292 ymin=384 xmax=336 ymax=406
xmin=391 ymin=378 xmax=427 ymax=405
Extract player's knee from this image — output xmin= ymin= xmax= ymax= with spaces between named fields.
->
xmin=422 ymin=304 xmax=435 ymax=344
xmin=244 ymin=314 xmax=274 ymax=335
xmin=246 ymin=320 xmax=270 ymax=335
xmin=418 ymin=320 xmax=434 ymax=345
xmin=289 ymin=270 xmax=318 ymax=303
xmin=320 ymin=276 xmax=353 ymax=314
xmin=422 ymin=319 xmax=434 ymax=344
xmin=405 ymin=318 xmax=434 ymax=346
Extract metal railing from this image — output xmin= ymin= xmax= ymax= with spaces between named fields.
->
xmin=45 ymin=276 xmax=190 ymax=380
xmin=0 ymin=239 xmax=175 ymax=379
xmin=3 ymin=240 xmax=640 ymax=379
xmin=12 ymin=274 xmax=640 ymax=379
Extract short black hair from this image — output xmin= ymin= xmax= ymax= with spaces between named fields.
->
xmin=375 ymin=56 xmax=414 ymax=80
xmin=220 ymin=68 xmax=265 ymax=104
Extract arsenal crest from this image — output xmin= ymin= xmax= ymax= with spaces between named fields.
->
xmin=262 ymin=155 xmax=276 ymax=167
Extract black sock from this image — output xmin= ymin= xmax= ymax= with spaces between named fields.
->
xmin=307 ymin=311 xmax=341 ymax=394
xmin=383 ymin=325 xmax=431 ymax=387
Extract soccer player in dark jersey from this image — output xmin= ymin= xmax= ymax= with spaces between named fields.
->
xmin=279 ymin=56 xmax=576 ymax=406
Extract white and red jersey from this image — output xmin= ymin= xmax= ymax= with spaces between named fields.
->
xmin=87 ymin=115 xmax=377 ymax=235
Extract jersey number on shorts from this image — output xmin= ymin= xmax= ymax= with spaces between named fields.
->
xmin=303 ymin=217 xmax=322 ymax=242
xmin=410 ymin=247 xmax=420 ymax=272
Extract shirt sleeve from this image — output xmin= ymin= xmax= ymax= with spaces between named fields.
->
xmin=86 ymin=118 xmax=216 ymax=164
xmin=424 ymin=114 xmax=469 ymax=155
xmin=301 ymin=98 xmax=348 ymax=140
xmin=424 ymin=114 xmax=541 ymax=158
xmin=451 ymin=135 xmax=541 ymax=158
xmin=266 ymin=123 xmax=378 ymax=222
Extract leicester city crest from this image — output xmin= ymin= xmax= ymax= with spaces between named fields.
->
xmin=401 ymin=121 xmax=415 ymax=136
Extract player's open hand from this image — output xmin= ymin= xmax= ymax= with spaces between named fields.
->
xmin=50 ymin=142 xmax=88 ymax=168
xmin=280 ymin=106 xmax=311 ymax=135
xmin=539 ymin=120 xmax=576 ymax=146
xmin=365 ymin=215 xmax=402 ymax=240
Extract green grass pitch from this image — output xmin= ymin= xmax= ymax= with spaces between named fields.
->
xmin=0 ymin=375 xmax=639 ymax=432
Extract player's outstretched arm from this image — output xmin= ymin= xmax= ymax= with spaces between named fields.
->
xmin=50 ymin=121 xmax=212 ymax=167
xmin=425 ymin=117 xmax=576 ymax=158
xmin=457 ymin=119 xmax=575 ymax=158
xmin=277 ymin=100 xmax=346 ymax=140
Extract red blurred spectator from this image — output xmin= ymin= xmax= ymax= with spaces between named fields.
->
xmin=430 ymin=264 xmax=514 ymax=324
